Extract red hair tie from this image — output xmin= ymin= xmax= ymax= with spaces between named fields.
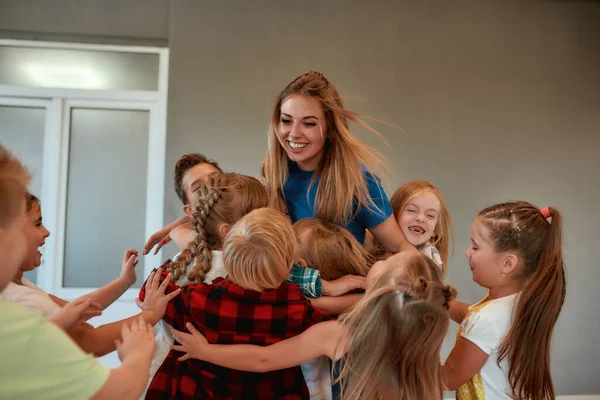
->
xmin=540 ymin=207 xmax=551 ymax=219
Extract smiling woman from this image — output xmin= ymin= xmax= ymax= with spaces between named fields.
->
xmin=261 ymin=71 xmax=413 ymax=253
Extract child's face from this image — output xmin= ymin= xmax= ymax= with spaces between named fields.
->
xmin=20 ymin=201 xmax=50 ymax=272
xmin=0 ymin=199 xmax=28 ymax=290
xmin=182 ymin=163 xmax=221 ymax=212
xmin=397 ymin=191 xmax=440 ymax=247
xmin=278 ymin=94 xmax=327 ymax=171
xmin=465 ymin=217 xmax=507 ymax=289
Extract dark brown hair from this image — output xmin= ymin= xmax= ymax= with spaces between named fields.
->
xmin=174 ymin=153 xmax=222 ymax=205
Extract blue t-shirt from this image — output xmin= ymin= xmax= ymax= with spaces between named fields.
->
xmin=283 ymin=162 xmax=393 ymax=244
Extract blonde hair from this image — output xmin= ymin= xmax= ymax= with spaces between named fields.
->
xmin=168 ymin=173 xmax=268 ymax=284
xmin=223 ymin=208 xmax=295 ymax=292
xmin=261 ymin=71 xmax=391 ymax=225
xmin=338 ymin=252 xmax=456 ymax=400
xmin=293 ymin=218 xmax=373 ymax=280
xmin=0 ymin=146 xmax=30 ymax=228
xmin=381 ymin=181 xmax=454 ymax=274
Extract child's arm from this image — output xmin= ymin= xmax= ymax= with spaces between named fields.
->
xmin=369 ymin=215 xmax=416 ymax=253
xmin=322 ymin=275 xmax=365 ymax=297
xmin=49 ymin=249 xmax=140 ymax=311
xmin=67 ymin=268 xmax=181 ymax=357
xmin=50 ymin=298 xmax=102 ymax=330
xmin=448 ymin=301 xmax=470 ymax=324
xmin=171 ymin=320 xmax=344 ymax=372
xmin=143 ymin=216 xmax=190 ymax=255
xmin=310 ymin=294 xmax=362 ymax=316
xmin=442 ymin=337 xmax=489 ymax=390
xmin=170 ymin=223 xmax=196 ymax=251
xmin=90 ymin=318 xmax=155 ymax=400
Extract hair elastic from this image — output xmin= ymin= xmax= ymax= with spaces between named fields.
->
xmin=540 ymin=207 xmax=551 ymax=220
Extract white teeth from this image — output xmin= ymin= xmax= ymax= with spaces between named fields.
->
xmin=409 ymin=226 xmax=425 ymax=234
xmin=288 ymin=141 xmax=308 ymax=149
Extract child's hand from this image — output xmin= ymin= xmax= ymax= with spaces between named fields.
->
xmin=143 ymin=227 xmax=172 ymax=256
xmin=50 ymin=297 xmax=102 ymax=330
xmin=135 ymin=268 xmax=182 ymax=323
xmin=171 ymin=322 xmax=208 ymax=362
xmin=143 ymin=216 xmax=190 ymax=255
xmin=120 ymin=249 xmax=139 ymax=286
xmin=115 ymin=316 xmax=156 ymax=363
xmin=322 ymin=275 xmax=366 ymax=297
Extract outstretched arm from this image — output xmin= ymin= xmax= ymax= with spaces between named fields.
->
xmin=171 ymin=320 xmax=344 ymax=373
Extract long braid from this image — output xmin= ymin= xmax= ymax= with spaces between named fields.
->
xmin=187 ymin=189 xmax=221 ymax=284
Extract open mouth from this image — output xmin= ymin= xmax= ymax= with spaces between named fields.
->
xmin=408 ymin=226 xmax=426 ymax=235
xmin=287 ymin=141 xmax=308 ymax=150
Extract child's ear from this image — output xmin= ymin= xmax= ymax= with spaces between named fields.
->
xmin=502 ymin=253 xmax=520 ymax=276
xmin=218 ymin=223 xmax=231 ymax=239
xmin=183 ymin=204 xmax=193 ymax=218
xmin=296 ymin=258 xmax=308 ymax=267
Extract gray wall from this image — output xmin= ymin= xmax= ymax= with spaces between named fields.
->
xmin=2 ymin=0 xmax=599 ymax=395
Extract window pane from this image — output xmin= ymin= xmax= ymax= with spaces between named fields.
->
xmin=0 ymin=105 xmax=46 ymax=283
xmin=0 ymin=46 xmax=159 ymax=91
xmin=63 ymin=108 xmax=149 ymax=288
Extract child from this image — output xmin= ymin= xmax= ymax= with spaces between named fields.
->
xmin=141 ymin=208 xmax=331 ymax=399
xmin=143 ymin=153 xmax=222 ymax=256
xmin=3 ymin=193 xmax=181 ymax=357
xmin=443 ymin=202 xmax=566 ymax=400
xmin=293 ymin=218 xmax=373 ymax=280
xmin=368 ymin=180 xmax=453 ymax=277
xmin=261 ymin=71 xmax=413 ymax=252
xmin=169 ymin=251 xmax=456 ymax=400
xmin=0 ymin=145 xmax=160 ymax=400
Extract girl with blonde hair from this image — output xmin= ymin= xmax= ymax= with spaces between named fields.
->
xmin=368 ymin=180 xmax=454 ymax=277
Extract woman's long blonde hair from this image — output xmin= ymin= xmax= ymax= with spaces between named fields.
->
xmin=167 ymin=173 xmax=268 ymax=284
xmin=338 ymin=252 xmax=456 ymax=400
xmin=261 ymin=71 xmax=391 ymax=225
xmin=293 ymin=218 xmax=373 ymax=280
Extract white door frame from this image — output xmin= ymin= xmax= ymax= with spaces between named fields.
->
xmin=0 ymin=39 xmax=168 ymax=299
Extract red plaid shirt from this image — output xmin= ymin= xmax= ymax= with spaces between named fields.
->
xmin=140 ymin=265 xmax=329 ymax=400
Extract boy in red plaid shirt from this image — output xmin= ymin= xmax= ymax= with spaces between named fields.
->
xmin=140 ymin=208 xmax=330 ymax=399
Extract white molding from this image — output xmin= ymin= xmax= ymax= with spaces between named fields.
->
xmin=0 ymin=85 xmax=159 ymax=102
xmin=0 ymin=96 xmax=51 ymax=107
xmin=0 ymin=38 xmax=165 ymax=54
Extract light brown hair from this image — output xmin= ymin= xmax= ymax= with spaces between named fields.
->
xmin=167 ymin=173 xmax=268 ymax=284
xmin=293 ymin=218 xmax=373 ymax=280
xmin=479 ymin=201 xmax=566 ymax=400
xmin=261 ymin=71 xmax=391 ymax=225
xmin=223 ymin=208 xmax=295 ymax=292
xmin=0 ymin=146 xmax=30 ymax=228
xmin=174 ymin=153 xmax=222 ymax=205
xmin=338 ymin=252 xmax=456 ymax=400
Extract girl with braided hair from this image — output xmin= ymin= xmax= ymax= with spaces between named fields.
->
xmin=148 ymin=172 xmax=268 ymax=383
xmin=166 ymin=172 xmax=268 ymax=285
xmin=169 ymin=251 xmax=456 ymax=400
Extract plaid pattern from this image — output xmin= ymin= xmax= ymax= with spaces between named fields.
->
xmin=285 ymin=264 xmax=322 ymax=298
xmin=140 ymin=265 xmax=329 ymax=400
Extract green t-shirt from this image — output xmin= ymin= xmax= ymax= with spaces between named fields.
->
xmin=0 ymin=295 xmax=110 ymax=400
